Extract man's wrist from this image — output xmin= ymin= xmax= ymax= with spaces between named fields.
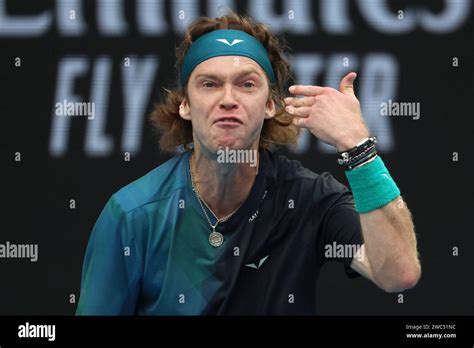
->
xmin=335 ymin=133 xmax=370 ymax=152
xmin=344 ymin=156 xmax=401 ymax=213
xmin=337 ymin=136 xmax=378 ymax=170
xmin=350 ymin=153 xmax=378 ymax=169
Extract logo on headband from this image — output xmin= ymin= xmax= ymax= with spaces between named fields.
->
xmin=216 ymin=38 xmax=244 ymax=46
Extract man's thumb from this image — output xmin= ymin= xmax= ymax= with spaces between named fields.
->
xmin=339 ymin=72 xmax=357 ymax=96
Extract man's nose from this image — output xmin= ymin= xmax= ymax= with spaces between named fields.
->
xmin=219 ymin=84 xmax=238 ymax=109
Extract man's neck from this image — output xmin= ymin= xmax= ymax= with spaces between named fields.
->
xmin=190 ymin=147 xmax=259 ymax=219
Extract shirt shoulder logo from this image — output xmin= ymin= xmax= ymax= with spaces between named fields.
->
xmin=216 ymin=39 xmax=244 ymax=46
xmin=245 ymin=255 xmax=269 ymax=269
xmin=248 ymin=210 xmax=259 ymax=223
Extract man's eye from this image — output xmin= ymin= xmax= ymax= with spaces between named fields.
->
xmin=242 ymin=82 xmax=255 ymax=88
xmin=203 ymin=81 xmax=216 ymax=88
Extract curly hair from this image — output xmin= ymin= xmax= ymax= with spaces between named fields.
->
xmin=150 ymin=12 xmax=300 ymax=153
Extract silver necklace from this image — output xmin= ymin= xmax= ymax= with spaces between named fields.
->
xmin=189 ymin=152 xmax=244 ymax=247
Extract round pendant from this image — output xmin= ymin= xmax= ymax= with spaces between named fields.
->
xmin=209 ymin=231 xmax=224 ymax=247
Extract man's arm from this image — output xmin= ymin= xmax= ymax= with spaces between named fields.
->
xmin=285 ymin=72 xmax=421 ymax=293
xmin=350 ymin=196 xmax=421 ymax=292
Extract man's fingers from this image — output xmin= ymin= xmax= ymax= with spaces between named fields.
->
xmin=284 ymin=96 xmax=316 ymax=107
xmin=289 ymin=85 xmax=325 ymax=96
xmin=286 ymin=105 xmax=311 ymax=118
xmin=292 ymin=117 xmax=308 ymax=128
xmin=339 ymin=72 xmax=357 ymax=96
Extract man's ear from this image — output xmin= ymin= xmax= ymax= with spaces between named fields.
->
xmin=264 ymin=97 xmax=276 ymax=120
xmin=179 ymin=98 xmax=191 ymax=121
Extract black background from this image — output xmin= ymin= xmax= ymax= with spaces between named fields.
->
xmin=1 ymin=0 xmax=473 ymax=316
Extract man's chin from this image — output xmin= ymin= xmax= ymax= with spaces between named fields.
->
xmin=216 ymin=144 xmax=236 ymax=151
xmin=208 ymin=135 xmax=256 ymax=153
xmin=214 ymin=139 xmax=242 ymax=151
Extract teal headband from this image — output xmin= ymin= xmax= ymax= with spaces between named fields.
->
xmin=180 ymin=29 xmax=276 ymax=87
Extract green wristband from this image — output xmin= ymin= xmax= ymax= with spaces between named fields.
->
xmin=345 ymin=156 xmax=400 ymax=213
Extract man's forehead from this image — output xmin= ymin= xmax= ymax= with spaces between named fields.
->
xmin=192 ymin=56 xmax=265 ymax=79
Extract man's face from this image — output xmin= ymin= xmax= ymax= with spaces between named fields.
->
xmin=179 ymin=56 xmax=276 ymax=154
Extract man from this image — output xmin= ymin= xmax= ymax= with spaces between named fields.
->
xmin=76 ymin=13 xmax=421 ymax=315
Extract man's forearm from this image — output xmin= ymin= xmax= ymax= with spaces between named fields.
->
xmin=359 ymin=196 xmax=421 ymax=292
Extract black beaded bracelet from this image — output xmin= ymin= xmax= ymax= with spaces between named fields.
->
xmin=337 ymin=136 xmax=378 ymax=169
xmin=346 ymin=149 xmax=378 ymax=170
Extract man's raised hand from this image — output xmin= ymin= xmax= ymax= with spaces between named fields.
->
xmin=284 ymin=72 xmax=370 ymax=152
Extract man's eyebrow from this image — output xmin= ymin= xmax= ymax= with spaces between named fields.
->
xmin=194 ymin=68 xmax=263 ymax=81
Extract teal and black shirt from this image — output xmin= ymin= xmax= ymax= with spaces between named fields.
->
xmin=76 ymin=149 xmax=363 ymax=315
